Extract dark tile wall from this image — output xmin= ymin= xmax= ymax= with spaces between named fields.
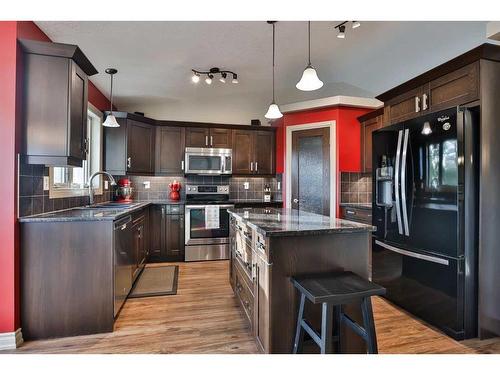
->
xmin=340 ymin=172 xmax=372 ymax=204
xmin=18 ymin=160 xmax=112 ymax=217
xmin=127 ymin=174 xmax=282 ymax=202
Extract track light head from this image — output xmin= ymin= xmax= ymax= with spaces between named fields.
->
xmin=337 ymin=25 xmax=346 ymax=39
xmin=219 ymin=72 xmax=227 ymax=83
xmin=191 ymin=71 xmax=200 ymax=83
xmin=205 ymin=74 xmax=213 ymax=85
xmin=352 ymin=21 xmax=361 ymax=29
xmin=232 ymin=73 xmax=238 ymax=84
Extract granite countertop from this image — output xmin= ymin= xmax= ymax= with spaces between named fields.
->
xmin=339 ymin=203 xmax=372 ymax=209
xmin=228 ymin=207 xmax=375 ymax=237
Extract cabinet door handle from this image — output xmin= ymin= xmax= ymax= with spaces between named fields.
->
xmin=346 ymin=210 xmax=356 ymax=215
xmin=250 ymin=162 xmax=254 ymax=172
xmin=422 ymin=93 xmax=428 ymax=111
xmin=210 ymin=136 xmax=213 ymax=146
xmin=415 ymin=96 xmax=421 ymax=113
xmin=205 ymin=135 xmax=209 ymax=146
xmin=127 ymin=157 xmax=132 ymax=169
xmin=255 ymin=162 xmax=258 ymax=172
xmin=181 ymin=160 xmax=184 ymax=171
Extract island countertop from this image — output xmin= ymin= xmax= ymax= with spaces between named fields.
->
xmin=228 ymin=207 xmax=375 ymax=237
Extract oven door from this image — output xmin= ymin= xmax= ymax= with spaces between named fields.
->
xmin=185 ymin=204 xmax=234 ymax=245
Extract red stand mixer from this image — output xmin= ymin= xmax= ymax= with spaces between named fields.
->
xmin=169 ymin=180 xmax=181 ymax=201
xmin=116 ymin=178 xmax=134 ymax=203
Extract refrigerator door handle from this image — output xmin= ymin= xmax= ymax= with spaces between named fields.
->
xmin=375 ymin=240 xmax=450 ymax=266
xmin=395 ymin=130 xmax=404 ymax=235
xmin=401 ymin=129 xmax=410 ymax=236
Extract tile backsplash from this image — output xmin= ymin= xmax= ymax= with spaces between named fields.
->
xmin=18 ymin=160 xmax=112 ymax=217
xmin=127 ymin=174 xmax=282 ymax=202
xmin=340 ymin=172 xmax=372 ymax=204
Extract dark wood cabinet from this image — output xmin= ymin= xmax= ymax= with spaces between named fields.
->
xmin=149 ymin=205 xmax=184 ymax=262
xmin=185 ymin=127 xmax=209 ymax=147
xmin=155 ymin=126 xmax=185 ymax=175
xmin=233 ymin=129 xmax=275 ymax=175
xmin=186 ymin=127 xmax=232 ymax=148
xmin=340 ymin=205 xmax=372 ymax=225
xmin=20 ymin=39 xmax=97 ymax=167
xmin=131 ymin=214 xmax=147 ymax=281
xmin=386 ymin=86 xmax=425 ymax=125
xmin=359 ymin=108 xmax=384 ymax=173
xmin=104 ymin=115 xmax=155 ymax=175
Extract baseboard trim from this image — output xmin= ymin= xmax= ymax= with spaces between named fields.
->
xmin=0 ymin=328 xmax=23 ymax=350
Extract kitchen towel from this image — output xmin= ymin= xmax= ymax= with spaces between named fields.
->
xmin=205 ymin=205 xmax=220 ymax=229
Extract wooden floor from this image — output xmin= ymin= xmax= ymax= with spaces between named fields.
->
xmin=5 ymin=261 xmax=500 ymax=354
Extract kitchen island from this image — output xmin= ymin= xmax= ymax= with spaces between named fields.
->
xmin=228 ymin=207 xmax=375 ymax=354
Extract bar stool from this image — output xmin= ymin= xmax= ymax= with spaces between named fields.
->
xmin=291 ymin=271 xmax=386 ymax=354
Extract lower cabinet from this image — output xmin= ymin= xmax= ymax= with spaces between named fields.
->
xmin=149 ymin=204 xmax=185 ymax=262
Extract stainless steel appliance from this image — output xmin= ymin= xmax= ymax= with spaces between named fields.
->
xmin=372 ymin=106 xmax=479 ymax=340
xmin=184 ymin=147 xmax=232 ymax=175
xmin=185 ymin=185 xmax=234 ymax=261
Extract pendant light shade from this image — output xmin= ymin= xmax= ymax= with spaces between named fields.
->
xmin=103 ymin=68 xmax=119 ymax=127
xmin=264 ymin=21 xmax=283 ymax=120
xmin=421 ymin=121 xmax=432 ymax=135
xmin=265 ymin=102 xmax=283 ymax=119
xmin=296 ymin=21 xmax=323 ymax=92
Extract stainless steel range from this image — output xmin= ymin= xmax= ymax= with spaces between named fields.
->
xmin=184 ymin=185 xmax=234 ymax=262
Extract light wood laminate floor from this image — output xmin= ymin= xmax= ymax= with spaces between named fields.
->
xmin=5 ymin=261 xmax=500 ymax=354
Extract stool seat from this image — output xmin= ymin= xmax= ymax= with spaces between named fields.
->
xmin=292 ymin=271 xmax=386 ymax=304
xmin=291 ymin=271 xmax=386 ymax=354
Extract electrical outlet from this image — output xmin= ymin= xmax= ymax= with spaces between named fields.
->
xmin=104 ymin=181 xmax=109 ymax=190
xmin=244 ymin=182 xmax=250 ymax=190
xmin=43 ymin=176 xmax=50 ymax=191
xmin=144 ymin=181 xmax=151 ymax=189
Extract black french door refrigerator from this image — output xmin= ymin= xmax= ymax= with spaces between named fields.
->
xmin=372 ymin=106 xmax=479 ymax=340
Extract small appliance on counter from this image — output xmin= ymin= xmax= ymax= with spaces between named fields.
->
xmin=115 ymin=178 xmax=133 ymax=202
xmin=169 ymin=180 xmax=182 ymax=201
xmin=264 ymin=184 xmax=272 ymax=202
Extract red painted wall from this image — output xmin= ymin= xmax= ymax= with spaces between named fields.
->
xmin=274 ymin=105 xmax=371 ymax=216
xmin=0 ymin=21 xmax=113 ymax=334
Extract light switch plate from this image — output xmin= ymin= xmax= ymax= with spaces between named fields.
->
xmin=244 ymin=182 xmax=250 ymax=190
xmin=43 ymin=176 xmax=50 ymax=191
xmin=104 ymin=180 xmax=109 ymax=190
xmin=144 ymin=181 xmax=151 ymax=189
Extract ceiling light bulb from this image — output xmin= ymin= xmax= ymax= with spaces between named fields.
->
xmin=337 ymin=25 xmax=346 ymax=39
xmin=205 ymin=75 xmax=213 ymax=85
xmin=296 ymin=64 xmax=324 ymax=91
xmin=264 ymin=102 xmax=283 ymax=119
xmin=103 ymin=114 xmax=120 ymax=128
xmin=232 ymin=74 xmax=238 ymax=84
xmin=191 ymin=72 xmax=200 ymax=83
xmin=421 ymin=121 xmax=432 ymax=135
xmin=219 ymin=72 xmax=227 ymax=83
xmin=352 ymin=21 xmax=361 ymax=29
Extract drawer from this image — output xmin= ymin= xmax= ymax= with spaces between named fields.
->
xmin=166 ymin=205 xmax=183 ymax=214
xmin=234 ymin=253 xmax=254 ymax=293
xmin=234 ymin=265 xmax=254 ymax=326
xmin=341 ymin=206 xmax=372 ymax=224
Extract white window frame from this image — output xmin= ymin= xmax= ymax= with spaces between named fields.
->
xmin=49 ymin=103 xmax=104 ymax=198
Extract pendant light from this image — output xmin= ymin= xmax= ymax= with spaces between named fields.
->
xmin=103 ymin=68 xmax=119 ymax=127
xmin=264 ymin=21 xmax=283 ymax=120
xmin=296 ymin=21 xmax=323 ymax=91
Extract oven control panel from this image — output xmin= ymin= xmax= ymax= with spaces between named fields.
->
xmin=186 ymin=185 xmax=229 ymax=194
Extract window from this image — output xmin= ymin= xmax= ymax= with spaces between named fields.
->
xmin=49 ymin=103 xmax=103 ymax=198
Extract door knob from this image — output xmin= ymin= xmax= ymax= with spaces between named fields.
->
xmin=293 ymin=198 xmax=299 ymax=204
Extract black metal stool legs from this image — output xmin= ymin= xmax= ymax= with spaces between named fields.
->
xmin=293 ymin=293 xmax=306 ymax=354
xmin=361 ymin=297 xmax=378 ymax=354
xmin=320 ymin=302 xmax=333 ymax=354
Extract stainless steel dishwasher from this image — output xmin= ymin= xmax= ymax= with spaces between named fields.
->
xmin=114 ymin=215 xmax=133 ymax=317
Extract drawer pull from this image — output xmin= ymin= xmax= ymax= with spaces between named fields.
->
xmin=346 ymin=210 xmax=356 ymax=215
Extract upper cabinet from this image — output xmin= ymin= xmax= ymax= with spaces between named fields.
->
xmin=20 ymin=39 xmax=98 ymax=167
xmin=185 ymin=127 xmax=232 ymax=148
xmin=380 ymin=60 xmax=480 ymax=126
xmin=358 ymin=108 xmax=384 ymax=173
xmin=233 ymin=129 xmax=275 ymax=175
xmin=155 ymin=126 xmax=185 ymax=175
xmin=104 ymin=114 xmax=155 ymax=175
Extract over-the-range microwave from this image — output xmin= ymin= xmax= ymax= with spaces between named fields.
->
xmin=184 ymin=147 xmax=232 ymax=175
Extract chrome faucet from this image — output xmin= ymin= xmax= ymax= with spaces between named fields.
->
xmin=88 ymin=171 xmax=117 ymax=205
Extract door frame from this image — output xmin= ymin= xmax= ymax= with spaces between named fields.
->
xmin=285 ymin=121 xmax=337 ymax=217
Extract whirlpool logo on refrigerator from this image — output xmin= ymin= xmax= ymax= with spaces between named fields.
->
xmin=437 ymin=115 xmax=452 ymax=131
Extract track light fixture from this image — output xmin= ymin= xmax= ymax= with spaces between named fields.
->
xmin=334 ymin=21 xmax=361 ymax=39
xmin=191 ymin=67 xmax=238 ymax=85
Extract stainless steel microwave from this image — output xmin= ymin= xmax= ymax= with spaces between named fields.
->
xmin=184 ymin=147 xmax=232 ymax=175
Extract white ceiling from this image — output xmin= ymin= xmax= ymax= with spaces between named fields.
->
xmin=36 ymin=21 xmax=491 ymax=124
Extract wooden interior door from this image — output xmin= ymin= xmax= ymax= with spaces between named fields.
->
xmin=291 ymin=127 xmax=330 ymax=216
